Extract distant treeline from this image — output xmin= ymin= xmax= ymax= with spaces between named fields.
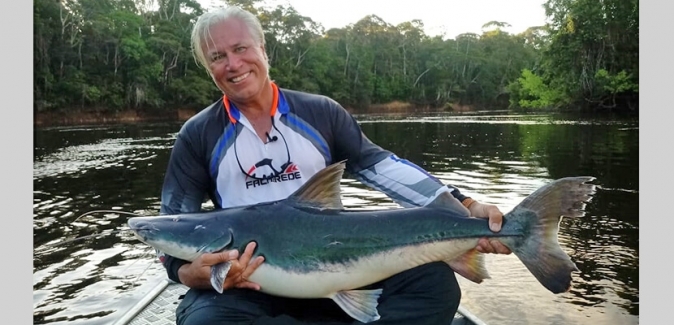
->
xmin=34 ymin=0 xmax=638 ymax=113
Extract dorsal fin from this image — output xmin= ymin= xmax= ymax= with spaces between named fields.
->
xmin=287 ymin=160 xmax=346 ymax=210
xmin=425 ymin=190 xmax=471 ymax=218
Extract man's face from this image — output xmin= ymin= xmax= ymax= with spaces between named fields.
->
xmin=202 ymin=18 xmax=269 ymax=104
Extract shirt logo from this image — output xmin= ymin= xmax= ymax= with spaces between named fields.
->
xmin=244 ymin=160 xmax=302 ymax=189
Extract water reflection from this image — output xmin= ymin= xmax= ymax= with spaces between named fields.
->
xmin=33 ymin=115 xmax=638 ymax=325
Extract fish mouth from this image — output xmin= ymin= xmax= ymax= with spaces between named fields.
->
xmin=130 ymin=231 xmax=148 ymax=243
xmin=128 ymin=218 xmax=157 ymax=242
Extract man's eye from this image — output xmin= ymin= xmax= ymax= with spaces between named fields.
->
xmin=235 ymin=47 xmax=246 ymax=53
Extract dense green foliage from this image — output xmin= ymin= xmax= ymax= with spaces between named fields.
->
xmin=34 ymin=0 xmax=638 ymax=113
xmin=508 ymin=0 xmax=639 ymax=111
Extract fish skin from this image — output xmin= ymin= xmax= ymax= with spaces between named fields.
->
xmin=128 ymin=161 xmax=596 ymax=323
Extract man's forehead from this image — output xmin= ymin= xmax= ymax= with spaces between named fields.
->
xmin=203 ymin=20 xmax=256 ymax=51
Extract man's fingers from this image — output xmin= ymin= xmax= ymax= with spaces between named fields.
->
xmin=487 ymin=207 xmax=503 ymax=232
xmin=201 ymin=250 xmax=238 ymax=265
xmin=476 ymin=238 xmax=491 ymax=253
xmin=469 ymin=202 xmax=505 ymax=233
xmin=236 ymin=281 xmax=262 ymax=291
xmin=223 ymin=255 xmax=264 ymax=291
xmin=490 ymin=240 xmax=512 ymax=254
xmin=239 ymin=256 xmax=265 ymax=290
xmin=238 ymin=256 xmax=265 ymax=288
xmin=476 ymin=238 xmax=512 ymax=255
xmin=238 ymin=242 xmax=257 ymax=266
xmin=203 ymin=243 xmax=256 ymax=266
xmin=238 ymin=256 xmax=265 ymax=282
xmin=244 ymin=256 xmax=265 ymax=276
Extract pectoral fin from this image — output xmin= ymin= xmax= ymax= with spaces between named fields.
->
xmin=447 ymin=248 xmax=491 ymax=283
xmin=331 ymin=289 xmax=383 ymax=323
xmin=210 ymin=261 xmax=232 ymax=294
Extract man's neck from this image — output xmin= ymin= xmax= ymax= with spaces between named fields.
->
xmin=230 ymin=81 xmax=275 ymax=120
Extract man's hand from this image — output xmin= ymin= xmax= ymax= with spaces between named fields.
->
xmin=466 ymin=201 xmax=512 ymax=255
xmin=177 ymin=241 xmax=265 ymax=291
xmin=221 ymin=242 xmax=265 ymax=290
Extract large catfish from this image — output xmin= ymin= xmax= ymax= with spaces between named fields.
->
xmin=128 ymin=161 xmax=595 ymax=323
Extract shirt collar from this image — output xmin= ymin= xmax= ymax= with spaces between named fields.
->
xmin=222 ymin=82 xmax=288 ymax=124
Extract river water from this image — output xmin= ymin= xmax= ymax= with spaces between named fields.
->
xmin=33 ymin=112 xmax=639 ymax=325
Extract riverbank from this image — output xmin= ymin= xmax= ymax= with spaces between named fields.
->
xmin=33 ymin=101 xmax=471 ymax=127
xmin=33 ymin=108 xmax=199 ymax=127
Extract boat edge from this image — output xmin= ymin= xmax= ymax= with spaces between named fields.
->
xmin=113 ymin=275 xmax=488 ymax=325
xmin=112 ymin=276 xmax=172 ymax=325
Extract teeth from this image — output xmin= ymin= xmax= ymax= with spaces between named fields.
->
xmin=231 ymin=72 xmax=250 ymax=83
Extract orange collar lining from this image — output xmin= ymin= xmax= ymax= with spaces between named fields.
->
xmin=222 ymin=83 xmax=279 ymax=124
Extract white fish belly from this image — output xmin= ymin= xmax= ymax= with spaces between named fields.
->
xmin=144 ymin=238 xmax=202 ymax=262
xmin=249 ymin=238 xmax=479 ymax=299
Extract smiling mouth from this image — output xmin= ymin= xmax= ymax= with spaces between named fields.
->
xmin=229 ymin=72 xmax=250 ymax=84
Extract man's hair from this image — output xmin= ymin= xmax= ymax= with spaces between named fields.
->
xmin=191 ymin=6 xmax=269 ymax=75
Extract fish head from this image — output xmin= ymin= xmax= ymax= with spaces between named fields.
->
xmin=128 ymin=214 xmax=234 ymax=261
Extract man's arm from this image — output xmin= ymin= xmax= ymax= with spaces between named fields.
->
xmin=158 ymin=125 xmax=210 ymax=283
xmin=329 ymin=104 xmax=511 ymax=255
xmin=350 ymin=154 xmax=468 ymax=208
xmin=158 ymin=122 xmax=266 ymax=289
xmin=325 ymin=104 xmax=468 ymax=208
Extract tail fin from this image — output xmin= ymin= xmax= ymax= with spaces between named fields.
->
xmin=507 ymin=176 xmax=596 ymax=294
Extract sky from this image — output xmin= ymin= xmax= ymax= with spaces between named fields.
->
xmin=204 ymin=0 xmax=550 ymax=39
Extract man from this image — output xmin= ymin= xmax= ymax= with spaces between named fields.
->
xmin=159 ymin=6 xmax=511 ymax=325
